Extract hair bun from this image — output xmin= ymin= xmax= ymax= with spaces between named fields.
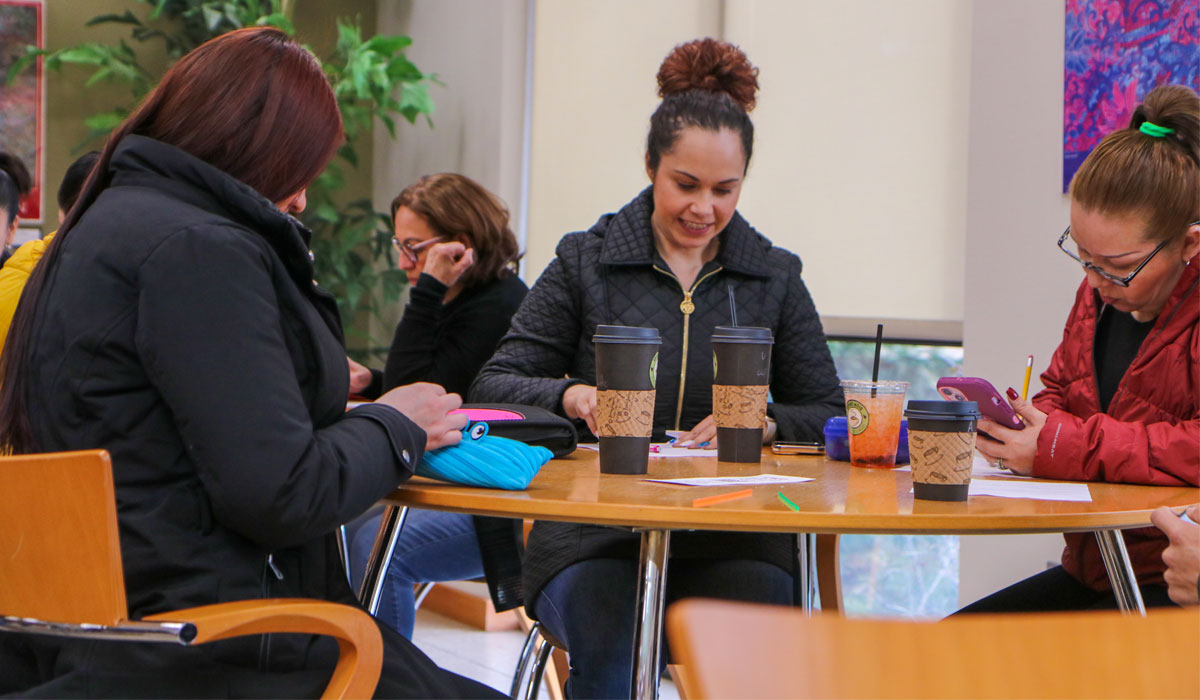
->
xmin=1132 ymin=84 xmax=1199 ymax=165
xmin=657 ymin=38 xmax=760 ymax=112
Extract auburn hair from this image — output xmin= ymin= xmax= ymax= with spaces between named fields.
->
xmin=390 ymin=173 xmax=520 ymax=289
xmin=647 ymin=38 xmax=760 ymax=173
xmin=1070 ymin=84 xmax=1200 ymax=242
xmin=0 ymin=27 xmax=343 ymax=453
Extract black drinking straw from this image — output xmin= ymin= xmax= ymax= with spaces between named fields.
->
xmin=871 ymin=323 xmax=884 ymax=397
xmin=727 ymin=284 xmax=738 ymax=326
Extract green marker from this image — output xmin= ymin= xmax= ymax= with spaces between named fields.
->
xmin=777 ymin=491 xmax=800 ymax=512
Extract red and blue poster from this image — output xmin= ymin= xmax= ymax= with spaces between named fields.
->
xmin=1064 ymin=0 xmax=1199 ymax=192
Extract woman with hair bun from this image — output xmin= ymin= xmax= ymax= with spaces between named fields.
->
xmin=0 ymin=27 xmax=499 ymax=698
xmin=963 ymin=84 xmax=1200 ymax=612
xmin=472 ymin=38 xmax=842 ymax=697
xmin=0 ymin=151 xmax=32 ymax=265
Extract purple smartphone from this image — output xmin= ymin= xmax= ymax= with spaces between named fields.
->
xmin=936 ymin=377 xmax=1025 ymax=430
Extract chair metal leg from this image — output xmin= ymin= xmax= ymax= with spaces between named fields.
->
xmin=525 ymin=637 xmax=553 ymax=700
xmin=358 ymin=505 xmax=410 ymax=614
xmin=336 ymin=524 xmax=352 ymax=587
xmin=413 ymin=581 xmax=435 ymax=611
xmin=510 ymin=621 xmax=542 ymax=698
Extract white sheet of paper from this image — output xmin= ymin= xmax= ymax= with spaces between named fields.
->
xmin=576 ymin=443 xmax=718 ymax=458
xmin=895 ymin=452 xmax=1028 ymax=478
xmin=966 ymin=479 xmax=1092 ymax=502
xmin=644 ymin=474 xmax=814 ymax=487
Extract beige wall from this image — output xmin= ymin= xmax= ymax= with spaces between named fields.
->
xmin=723 ymin=0 xmax=972 ymax=324
xmin=524 ymin=0 xmax=724 ymax=281
xmin=958 ymin=0 xmax=1078 ymax=607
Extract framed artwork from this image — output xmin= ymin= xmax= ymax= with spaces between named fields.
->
xmin=1063 ymin=0 xmax=1200 ymax=193
xmin=0 ymin=0 xmax=44 ymax=223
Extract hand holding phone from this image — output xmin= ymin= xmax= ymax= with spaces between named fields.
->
xmin=936 ymin=377 xmax=1025 ymax=430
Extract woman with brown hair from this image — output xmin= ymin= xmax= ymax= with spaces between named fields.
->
xmin=472 ymin=38 xmax=842 ymax=697
xmin=0 ymin=28 xmax=499 ymax=698
xmin=348 ymin=173 xmax=527 ymax=640
xmin=964 ymin=84 xmax=1199 ymax=612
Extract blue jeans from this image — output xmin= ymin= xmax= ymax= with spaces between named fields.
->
xmin=536 ymin=557 xmax=793 ymax=699
xmin=350 ymin=509 xmax=484 ymax=639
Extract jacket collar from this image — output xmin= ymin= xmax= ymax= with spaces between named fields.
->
xmin=1088 ymin=252 xmax=1200 ymax=328
xmin=597 ymin=186 xmax=772 ymax=278
xmin=109 ymin=135 xmax=317 ymax=287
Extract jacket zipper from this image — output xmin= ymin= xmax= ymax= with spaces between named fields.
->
xmin=259 ymin=553 xmax=285 ymax=672
xmin=652 ymin=265 xmax=723 ymax=429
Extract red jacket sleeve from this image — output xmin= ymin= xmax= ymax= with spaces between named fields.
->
xmin=1033 ymin=410 xmax=1199 ymax=486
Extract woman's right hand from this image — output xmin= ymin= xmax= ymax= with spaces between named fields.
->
xmin=375 ymin=382 xmax=468 ymax=451
xmin=423 ymin=242 xmax=475 ymax=288
xmin=563 ymin=384 xmax=598 ymax=436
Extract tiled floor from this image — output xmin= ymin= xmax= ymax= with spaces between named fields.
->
xmin=411 ymin=608 xmax=681 ymax=700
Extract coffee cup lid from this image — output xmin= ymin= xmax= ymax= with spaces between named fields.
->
xmin=904 ymin=400 xmax=981 ymax=420
xmin=593 ymin=325 xmax=662 ymax=345
xmin=712 ymin=326 xmax=774 ymax=344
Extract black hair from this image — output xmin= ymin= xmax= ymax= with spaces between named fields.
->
xmin=57 ymin=151 xmax=101 ymax=214
xmin=0 ymin=152 xmax=32 ymax=228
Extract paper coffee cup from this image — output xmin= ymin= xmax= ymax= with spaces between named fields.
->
xmin=711 ymin=326 xmax=773 ymax=463
xmin=594 ymin=325 xmax=661 ymax=475
xmin=904 ymin=400 xmax=980 ymax=501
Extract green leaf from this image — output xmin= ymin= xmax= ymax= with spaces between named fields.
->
xmin=363 ymin=35 xmax=412 ymax=55
xmin=5 ymin=47 xmax=43 ymax=85
xmin=313 ymin=201 xmax=340 ymax=224
xmin=86 ymin=11 xmax=144 ymax=27
xmin=255 ymin=12 xmax=294 ymax=34
xmin=337 ymin=144 xmax=358 ymax=168
xmin=84 ymin=110 xmax=127 ymax=132
xmin=202 ymin=6 xmax=223 ymax=31
xmin=398 ymin=84 xmax=434 ymax=123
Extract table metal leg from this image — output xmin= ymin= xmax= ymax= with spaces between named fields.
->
xmin=358 ymin=505 xmax=410 ymax=614
xmin=1094 ymin=529 xmax=1145 ymax=615
xmin=631 ymin=528 xmax=670 ymax=700
xmin=797 ymin=533 xmax=815 ymax=614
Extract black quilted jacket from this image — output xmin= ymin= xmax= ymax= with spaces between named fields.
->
xmin=470 ymin=187 xmax=842 ymax=615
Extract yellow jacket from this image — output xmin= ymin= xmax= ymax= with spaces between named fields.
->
xmin=0 ymin=232 xmax=54 ymax=355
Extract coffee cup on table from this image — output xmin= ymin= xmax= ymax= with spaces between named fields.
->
xmin=593 ymin=325 xmax=662 ymax=475
xmin=903 ymin=400 xmax=981 ymax=501
xmin=711 ymin=326 xmax=773 ymax=463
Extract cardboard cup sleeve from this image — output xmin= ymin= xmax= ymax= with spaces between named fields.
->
xmin=712 ymin=384 xmax=769 ymax=430
xmin=908 ymin=430 xmax=975 ymax=486
xmin=596 ymin=389 xmax=655 ymax=438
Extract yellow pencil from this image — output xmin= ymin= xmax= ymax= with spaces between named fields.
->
xmin=1021 ymin=354 xmax=1033 ymax=400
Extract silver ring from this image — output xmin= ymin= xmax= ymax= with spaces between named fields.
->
xmin=996 ymin=457 xmax=1007 ymax=470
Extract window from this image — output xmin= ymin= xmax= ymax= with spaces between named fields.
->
xmin=828 ymin=338 xmax=964 ymax=618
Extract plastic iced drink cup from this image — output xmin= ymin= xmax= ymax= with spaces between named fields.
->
xmin=593 ymin=325 xmax=662 ymax=475
xmin=711 ymin=326 xmax=773 ymax=463
xmin=840 ymin=380 xmax=908 ymax=468
xmin=904 ymin=400 xmax=981 ymax=501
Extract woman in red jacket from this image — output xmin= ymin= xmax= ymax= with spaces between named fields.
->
xmin=964 ymin=84 xmax=1200 ymax=612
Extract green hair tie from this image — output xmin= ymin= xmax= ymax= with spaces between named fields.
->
xmin=1139 ymin=121 xmax=1175 ymax=138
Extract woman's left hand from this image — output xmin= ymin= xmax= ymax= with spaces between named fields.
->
xmin=673 ymin=414 xmax=717 ymax=449
xmin=348 ymin=357 xmax=373 ymax=396
xmin=424 ymin=242 xmax=475 ymax=288
xmin=974 ymin=389 xmax=1047 ymax=476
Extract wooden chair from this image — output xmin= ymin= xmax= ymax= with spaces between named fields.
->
xmin=668 ymin=598 xmax=1200 ymax=699
xmin=0 ymin=450 xmax=383 ymax=699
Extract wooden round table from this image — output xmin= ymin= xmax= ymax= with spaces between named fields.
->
xmin=361 ymin=449 xmax=1197 ymax=700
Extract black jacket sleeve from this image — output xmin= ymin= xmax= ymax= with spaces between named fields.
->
xmin=767 ymin=255 xmax=843 ymax=442
xmin=469 ymin=245 xmax=585 ymax=415
xmin=383 ymin=273 xmax=522 ymax=397
xmin=134 ymin=226 xmax=425 ymax=549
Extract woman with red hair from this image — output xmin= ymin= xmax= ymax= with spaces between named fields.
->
xmin=0 ymin=28 xmax=499 ymax=698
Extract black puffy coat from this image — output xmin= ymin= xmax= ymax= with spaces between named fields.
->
xmin=470 ymin=187 xmax=843 ymax=614
xmin=3 ymin=135 xmax=496 ymax=698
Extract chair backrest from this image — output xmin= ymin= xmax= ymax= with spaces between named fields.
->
xmin=0 ymin=450 xmax=128 ymax=626
xmin=668 ymin=598 xmax=1200 ymax=699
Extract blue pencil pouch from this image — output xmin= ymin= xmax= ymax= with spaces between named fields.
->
xmin=416 ymin=422 xmax=552 ymax=490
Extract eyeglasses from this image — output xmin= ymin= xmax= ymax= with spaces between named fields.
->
xmin=1056 ymin=221 xmax=1199 ymax=287
xmin=391 ymin=235 xmax=446 ymax=265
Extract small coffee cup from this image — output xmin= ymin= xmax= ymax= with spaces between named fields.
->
xmin=903 ymin=400 xmax=981 ymax=501
xmin=711 ymin=326 xmax=773 ymax=463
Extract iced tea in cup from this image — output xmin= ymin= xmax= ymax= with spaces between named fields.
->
xmin=840 ymin=380 xmax=909 ymax=468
